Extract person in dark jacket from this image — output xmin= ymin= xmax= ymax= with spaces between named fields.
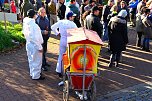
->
xmin=21 ymin=0 xmax=34 ymax=18
xmin=85 ymin=6 xmax=102 ymax=38
xmin=36 ymin=7 xmax=51 ymax=71
xmin=35 ymin=0 xmax=42 ymax=10
xmin=56 ymin=0 xmax=66 ymax=20
xmin=44 ymin=1 xmax=50 ymax=21
xmin=80 ymin=0 xmax=89 ymax=26
xmin=44 ymin=0 xmax=50 ymax=17
xmin=101 ymin=0 xmax=114 ymax=41
xmin=67 ymin=0 xmax=81 ymax=27
xmin=108 ymin=10 xmax=128 ymax=68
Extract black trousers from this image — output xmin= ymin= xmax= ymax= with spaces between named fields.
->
xmin=136 ymin=32 xmax=142 ymax=47
xmin=110 ymin=51 xmax=122 ymax=64
xmin=42 ymin=35 xmax=49 ymax=67
xmin=74 ymin=18 xmax=81 ymax=28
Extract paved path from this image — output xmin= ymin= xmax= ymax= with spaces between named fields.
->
xmin=0 ymin=27 xmax=152 ymax=101
xmin=97 ymin=81 xmax=152 ymax=101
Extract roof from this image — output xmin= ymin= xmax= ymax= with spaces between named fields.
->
xmin=67 ymin=27 xmax=103 ymax=45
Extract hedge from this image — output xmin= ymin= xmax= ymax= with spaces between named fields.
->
xmin=0 ymin=21 xmax=25 ymax=52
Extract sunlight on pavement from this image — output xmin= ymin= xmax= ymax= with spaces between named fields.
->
xmin=98 ymin=68 xmax=150 ymax=84
xmin=140 ymin=75 xmax=152 ymax=79
xmin=98 ymin=56 xmax=135 ymax=69
xmin=123 ymin=54 xmax=152 ymax=63
xmin=127 ymin=45 xmax=152 ymax=55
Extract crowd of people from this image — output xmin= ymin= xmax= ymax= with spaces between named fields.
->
xmin=0 ymin=0 xmax=151 ymax=100
xmin=1 ymin=0 xmax=151 ymax=80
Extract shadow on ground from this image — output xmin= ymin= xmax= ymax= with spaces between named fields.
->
xmin=96 ymin=28 xmax=152 ymax=97
xmin=0 ymin=28 xmax=151 ymax=101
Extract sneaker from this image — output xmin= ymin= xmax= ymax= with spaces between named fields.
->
xmin=56 ymin=72 xmax=63 ymax=78
xmin=136 ymin=45 xmax=141 ymax=47
xmin=142 ymin=47 xmax=146 ymax=50
xmin=32 ymin=75 xmax=45 ymax=80
xmin=58 ymin=81 xmax=64 ymax=86
xmin=42 ymin=66 xmax=48 ymax=71
xmin=115 ymin=63 xmax=119 ymax=67
xmin=75 ymin=91 xmax=83 ymax=100
xmin=108 ymin=63 xmax=113 ymax=68
xmin=84 ymin=91 xmax=88 ymax=100
xmin=75 ymin=91 xmax=88 ymax=100
xmin=145 ymin=49 xmax=150 ymax=52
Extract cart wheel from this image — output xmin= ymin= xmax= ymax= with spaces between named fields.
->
xmin=88 ymin=81 xmax=96 ymax=101
xmin=63 ymin=80 xmax=69 ymax=101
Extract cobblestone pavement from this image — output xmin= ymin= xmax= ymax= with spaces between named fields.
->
xmin=97 ymin=81 xmax=152 ymax=101
xmin=0 ymin=27 xmax=152 ymax=101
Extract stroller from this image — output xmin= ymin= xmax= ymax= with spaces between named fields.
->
xmin=62 ymin=28 xmax=103 ymax=101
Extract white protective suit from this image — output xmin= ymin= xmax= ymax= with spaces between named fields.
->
xmin=51 ymin=20 xmax=77 ymax=73
xmin=23 ymin=17 xmax=43 ymax=79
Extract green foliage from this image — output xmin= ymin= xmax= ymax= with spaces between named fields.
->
xmin=14 ymin=24 xmax=22 ymax=31
xmin=0 ymin=22 xmax=25 ymax=51
xmin=9 ymin=30 xmax=25 ymax=43
xmin=0 ymin=21 xmax=13 ymax=27
xmin=4 ymin=3 xmax=10 ymax=9
xmin=0 ymin=26 xmax=13 ymax=51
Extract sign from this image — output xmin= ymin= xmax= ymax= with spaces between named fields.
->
xmin=0 ymin=12 xmax=17 ymax=22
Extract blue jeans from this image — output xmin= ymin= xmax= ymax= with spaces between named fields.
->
xmin=143 ymin=38 xmax=150 ymax=50
xmin=102 ymin=22 xmax=109 ymax=41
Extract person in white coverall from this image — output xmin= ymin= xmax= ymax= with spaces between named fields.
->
xmin=51 ymin=11 xmax=77 ymax=78
xmin=23 ymin=9 xmax=45 ymax=80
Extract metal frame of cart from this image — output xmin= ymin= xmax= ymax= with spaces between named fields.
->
xmin=62 ymin=28 xmax=103 ymax=101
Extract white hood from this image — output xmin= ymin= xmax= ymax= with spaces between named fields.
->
xmin=23 ymin=17 xmax=35 ymax=25
xmin=23 ymin=17 xmax=43 ymax=51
